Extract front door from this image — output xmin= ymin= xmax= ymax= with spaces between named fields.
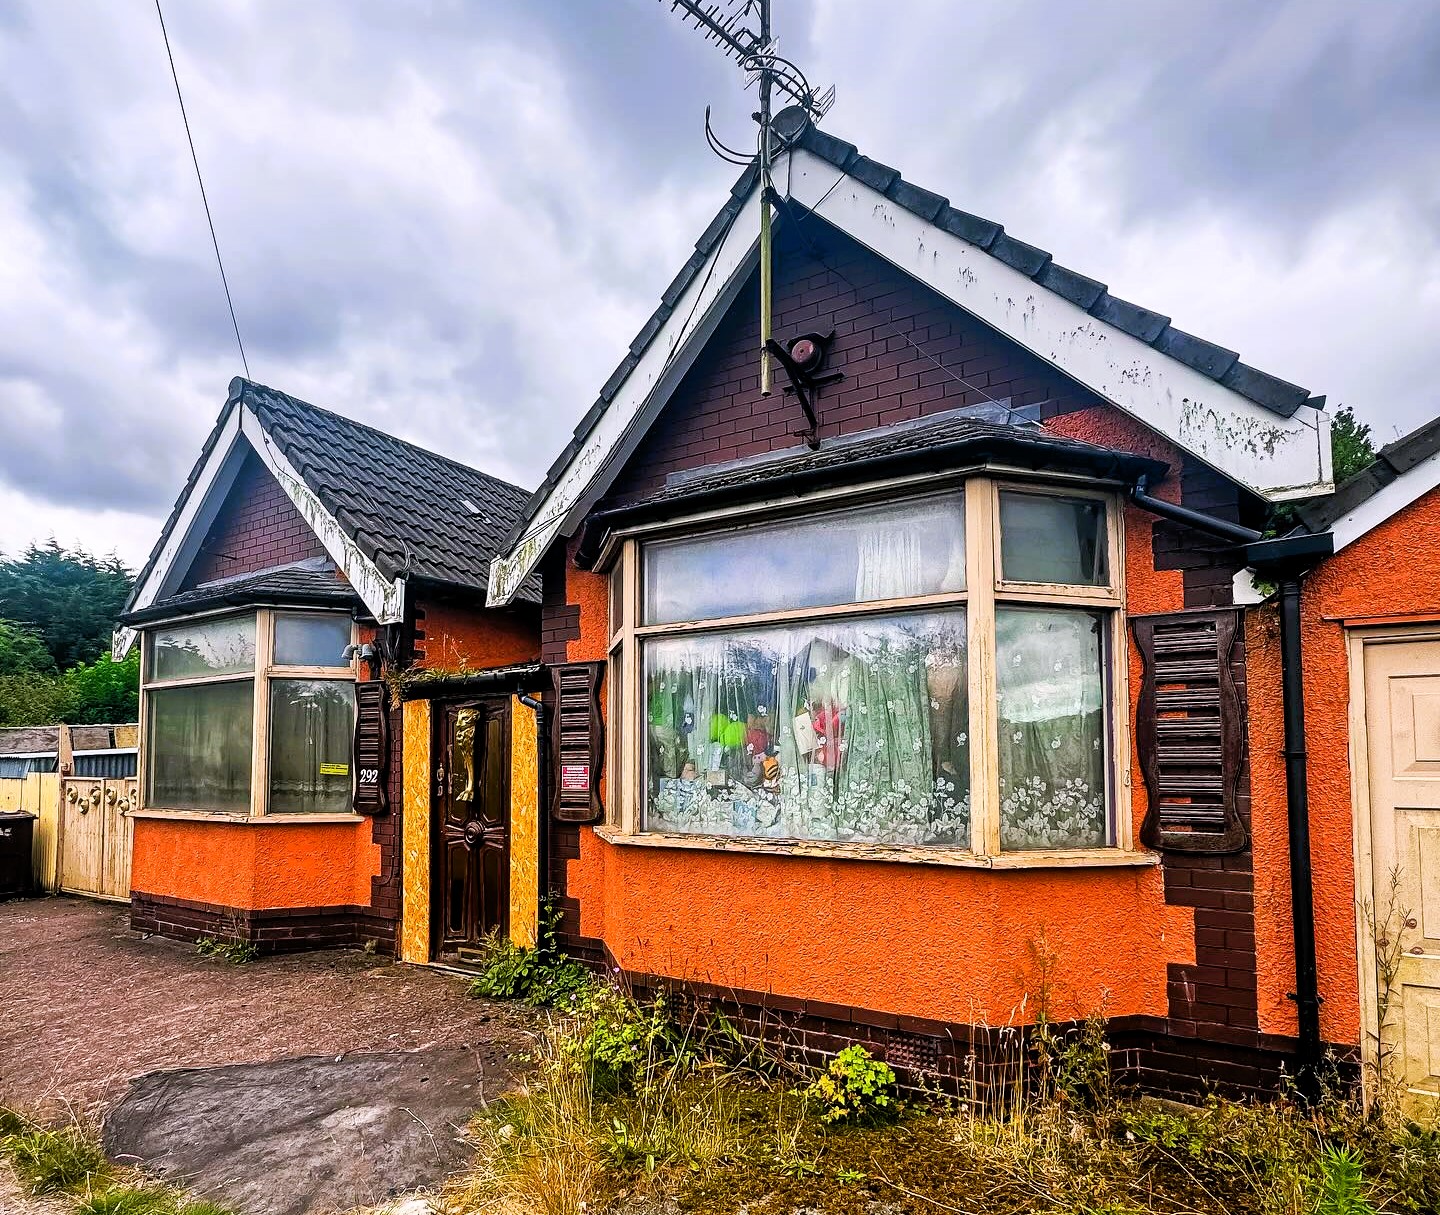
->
xmin=434 ymin=700 xmax=510 ymax=956
xmin=1361 ymin=635 xmax=1440 ymax=1116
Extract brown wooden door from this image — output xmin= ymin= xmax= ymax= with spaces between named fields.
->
xmin=434 ymin=700 xmax=510 ymax=954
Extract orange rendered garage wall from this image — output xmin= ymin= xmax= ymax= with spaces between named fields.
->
xmin=1248 ymin=482 xmax=1440 ymax=1048
xmin=130 ymin=817 xmax=380 ymax=910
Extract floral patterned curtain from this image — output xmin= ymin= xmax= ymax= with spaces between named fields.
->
xmin=995 ymin=608 xmax=1107 ymax=849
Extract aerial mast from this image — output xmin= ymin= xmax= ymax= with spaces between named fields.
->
xmin=660 ymin=1 xmax=833 ymax=398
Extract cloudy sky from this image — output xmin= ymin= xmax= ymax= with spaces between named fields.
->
xmin=1 ymin=0 xmax=1437 ymax=569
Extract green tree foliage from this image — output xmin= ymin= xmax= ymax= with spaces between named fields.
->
xmin=1330 ymin=404 xmax=1377 ymax=486
xmin=0 ymin=540 xmax=133 ymax=670
xmin=0 ymin=542 xmax=137 ymax=726
xmin=58 ymin=652 xmax=141 ymax=725
xmin=0 ymin=619 xmax=55 ymax=676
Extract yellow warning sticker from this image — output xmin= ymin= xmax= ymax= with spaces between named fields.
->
xmin=319 ymin=763 xmax=350 ymax=777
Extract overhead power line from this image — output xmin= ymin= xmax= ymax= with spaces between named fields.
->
xmin=154 ymin=0 xmax=251 ymax=379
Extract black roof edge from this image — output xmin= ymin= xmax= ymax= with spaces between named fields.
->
xmin=573 ymin=431 xmax=1167 ymax=569
xmin=120 ymin=584 xmax=360 ymax=628
xmin=1295 ymin=411 xmax=1440 ymax=532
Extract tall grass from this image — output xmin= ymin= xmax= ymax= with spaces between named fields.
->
xmin=0 ymin=1105 xmax=236 ymax=1215
xmin=435 ymin=979 xmax=1440 ymax=1215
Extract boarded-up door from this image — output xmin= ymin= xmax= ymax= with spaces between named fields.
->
xmin=58 ymin=777 xmax=134 ymax=901
xmin=1361 ymin=637 xmax=1440 ymax=1115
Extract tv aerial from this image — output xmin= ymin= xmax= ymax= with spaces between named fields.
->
xmin=660 ymin=0 xmax=835 ymax=400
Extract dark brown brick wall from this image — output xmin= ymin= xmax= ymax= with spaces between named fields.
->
xmin=131 ymin=890 xmax=392 ymax=954
xmin=606 ymin=220 xmax=1107 ymax=503
xmin=611 ymin=960 xmax=1355 ymax=1103
xmin=184 ymin=451 xmax=328 ymax=587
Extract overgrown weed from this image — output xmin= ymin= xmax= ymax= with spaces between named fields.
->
xmin=434 ymin=974 xmax=1440 ymax=1215
xmin=192 ymin=937 xmax=258 ymax=965
xmin=0 ymin=1105 xmax=236 ymax=1215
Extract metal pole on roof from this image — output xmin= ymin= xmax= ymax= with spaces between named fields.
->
xmin=757 ymin=0 xmax=774 ymax=398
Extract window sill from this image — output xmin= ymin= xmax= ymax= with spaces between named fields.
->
xmin=128 ymin=809 xmax=367 ymax=825
xmin=593 ymin=827 xmax=1159 ymax=870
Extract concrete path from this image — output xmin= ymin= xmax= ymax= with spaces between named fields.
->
xmin=104 ymin=1049 xmax=503 ymax=1215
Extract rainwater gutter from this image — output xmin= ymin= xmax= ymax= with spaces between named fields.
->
xmin=1128 ymin=478 xmax=1334 ymax=1097
xmin=1244 ymin=529 xmax=1334 ymax=1098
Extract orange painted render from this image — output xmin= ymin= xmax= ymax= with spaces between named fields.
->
xmin=561 ymin=404 xmax=1204 ymax=1025
xmin=1248 ymin=482 xmax=1440 ymax=1047
xmin=130 ymin=816 xmax=380 ymax=910
xmin=414 ymin=596 xmax=540 ymax=671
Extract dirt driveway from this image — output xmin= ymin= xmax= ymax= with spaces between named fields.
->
xmin=0 ymin=896 xmax=538 ymax=1213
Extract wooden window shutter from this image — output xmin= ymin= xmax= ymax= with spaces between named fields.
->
xmin=352 ymin=681 xmax=390 ymax=816
xmin=551 ymin=661 xmax=605 ymax=824
xmin=1132 ymin=608 xmax=1247 ymax=854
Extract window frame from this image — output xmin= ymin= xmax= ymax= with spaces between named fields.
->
xmin=138 ymin=607 xmax=360 ymax=821
xmin=601 ymin=472 xmax=1146 ymax=869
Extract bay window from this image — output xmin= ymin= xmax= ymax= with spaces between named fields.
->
xmin=142 ymin=609 xmax=357 ymax=818
xmin=606 ymin=477 xmax=1131 ymax=862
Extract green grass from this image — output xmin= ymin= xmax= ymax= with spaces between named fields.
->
xmin=0 ymin=1105 xmax=237 ymax=1215
xmin=439 ymin=986 xmax=1440 ymax=1215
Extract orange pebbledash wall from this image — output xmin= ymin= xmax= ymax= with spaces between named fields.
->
xmin=556 ymin=405 xmax=1227 ymax=1026
xmin=1248 ymin=482 xmax=1440 ymax=1048
xmin=413 ymin=596 xmax=541 ymax=672
xmin=130 ymin=816 xmax=380 ymax=910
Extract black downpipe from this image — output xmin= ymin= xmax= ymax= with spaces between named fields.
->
xmin=1276 ymin=574 xmax=1322 ymax=1092
xmin=1246 ymin=531 xmax=1333 ymax=1098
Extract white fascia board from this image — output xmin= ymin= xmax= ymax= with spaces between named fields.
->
xmin=488 ymin=178 xmax=769 ymax=606
xmin=1329 ymin=455 xmax=1440 ymax=555
xmin=114 ymin=405 xmax=246 ymax=660
xmin=785 ymin=149 xmax=1334 ymax=502
xmin=238 ymin=408 xmax=406 ymax=624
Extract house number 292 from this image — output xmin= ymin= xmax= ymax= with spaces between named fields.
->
xmin=358 ymin=768 xmax=380 ymax=786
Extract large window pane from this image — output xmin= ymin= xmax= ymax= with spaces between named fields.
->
xmin=996 ymin=608 xmax=1108 ymax=850
xmin=643 ymin=611 xmax=969 ymax=846
xmin=643 ymin=493 xmax=966 ymax=624
xmin=274 ymin=614 xmax=352 ymax=667
xmin=269 ymin=680 xmax=355 ymax=814
xmin=147 ymin=681 xmax=254 ymax=812
xmin=999 ymin=493 xmax=1108 ymax=586
xmin=148 ymin=615 xmax=256 ymax=681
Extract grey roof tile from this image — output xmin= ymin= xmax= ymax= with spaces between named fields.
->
xmin=886 ymin=178 xmax=948 ymax=222
xmin=240 ymin=379 xmax=538 ymax=602
xmin=1295 ymin=412 xmax=1440 ymax=532
xmin=937 ymin=206 xmax=1003 ymax=249
xmin=1034 ymin=262 xmax=1106 ymax=310
xmin=990 ymin=235 xmax=1052 ymax=277
xmin=848 ymin=154 xmax=899 ymax=192
xmin=1154 ymin=327 xmax=1240 ymax=380
xmin=1218 ymin=362 xmax=1310 ymax=417
xmin=1089 ymin=294 xmax=1170 ymax=343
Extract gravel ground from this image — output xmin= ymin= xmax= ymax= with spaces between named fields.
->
xmin=0 ymin=895 xmax=538 ymax=1122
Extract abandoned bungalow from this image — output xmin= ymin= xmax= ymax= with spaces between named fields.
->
xmin=116 ymin=379 xmax=545 ymax=959
xmin=112 ymin=118 xmax=1440 ymax=1112
xmin=482 ymin=117 xmax=1439 ymax=1111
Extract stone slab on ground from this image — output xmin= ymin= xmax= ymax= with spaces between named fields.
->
xmin=103 ymin=1049 xmax=503 ymax=1215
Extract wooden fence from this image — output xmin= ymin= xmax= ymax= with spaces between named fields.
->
xmin=0 ymin=772 xmax=61 ymax=891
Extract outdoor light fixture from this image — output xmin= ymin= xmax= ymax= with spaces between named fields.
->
xmin=342 ymin=642 xmax=377 ymax=661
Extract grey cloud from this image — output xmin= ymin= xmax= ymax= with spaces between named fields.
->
xmin=0 ymin=0 xmax=1436 ymax=568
